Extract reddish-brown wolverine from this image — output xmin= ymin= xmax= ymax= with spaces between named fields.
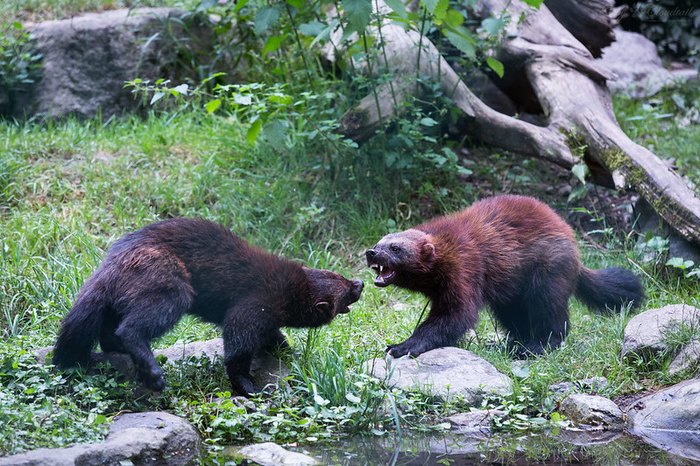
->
xmin=53 ymin=218 xmax=363 ymax=396
xmin=366 ymin=195 xmax=644 ymax=357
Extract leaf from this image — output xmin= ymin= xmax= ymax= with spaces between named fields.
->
xmin=522 ymin=0 xmax=544 ymax=8
xmin=422 ymin=0 xmax=438 ymax=14
xmin=571 ymin=163 xmax=588 ymax=184
xmin=254 ymin=6 xmax=281 ymax=35
xmin=345 ymin=392 xmax=361 ymax=403
xmin=172 ymin=83 xmax=189 ymax=95
xmin=342 ymin=0 xmax=372 ymax=33
xmin=233 ymin=93 xmax=253 ymax=105
xmin=385 ymin=0 xmax=408 ymax=19
xmin=486 ymin=57 xmax=504 ymax=78
xmin=666 ymin=257 xmax=694 ymax=269
xmin=298 ymin=20 xmax=326 ymax=37
xmin=246 ymin=118 xmax=263 ymax=145
xmin=233 ymin=0 xmax=250 ymax=13
xmin=262 ymin=35 xmax=284 ymax=57
xmin=444 ymin=8 xmax=464 ymax=28
xmin=205 ymin=99 xmax=222 ymax=114
xmin=263 ymin=119 xmax=288 ymax=143
xmin=150 ymin=92 xmax=165 ymax=105
xmin=444 ymin=28 xmax=476 ymax=58
xmin=286 ymin=0 xmax=305 ymax=9
xmin=419 ymin=117 xmax=438 ymax=127
xmin=481 ymin=16 xmax=505 ymax=35
xmin=428 ymin=0 xmax=449 ymax=20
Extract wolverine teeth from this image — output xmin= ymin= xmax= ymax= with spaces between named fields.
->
xmin=379 ymin=265 xmax=384 ymax=273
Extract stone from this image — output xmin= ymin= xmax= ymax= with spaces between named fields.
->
xmin=622 ymin=304 xmax=700 ymax=360
xmin=445 ymin=409 xmax=505 ymax=433
xmin=11 ymin=8 xmax=213 ymax=120
xmin=559 ymin=394 xmax=623 ymax=430
xmin=238 ymin=442 xmax=318 ymax=466
xmin=0 ymin=411 xmax=200 ymax=465
xmin=364 ymin=347 xmax=512 ymax=403
xmin=627 ymin=379 xmax=700 ymax=462
xmin=668 ymin=339 xmax=700 ymax=376
xmin=36 ymin=337 xmax=289 ymax=393
xmin=549 ymin=377 xmax=609 ymax=399
xmin=598 ymin=29 xmax=697 ymax=98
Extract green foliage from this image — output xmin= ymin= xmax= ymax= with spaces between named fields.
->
xmin=629 ymin=0 xmax=699 ymax=67
xmin=0 ymin=22 xmax=42 ymax=113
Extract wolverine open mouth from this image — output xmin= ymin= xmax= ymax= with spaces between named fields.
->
xmin=370 ymin=264 xmax=396 ymax=287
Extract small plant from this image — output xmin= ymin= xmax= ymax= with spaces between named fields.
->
xmin=0 ymin=22 xmax=42 ymax=115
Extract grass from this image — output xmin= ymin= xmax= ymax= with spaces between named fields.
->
xmin=0 ymin=3 xmax=699 ymax=456
xmin=1 ymin=102 xmax=698 ymax=457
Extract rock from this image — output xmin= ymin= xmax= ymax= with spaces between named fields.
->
xmin=364 ymin=347 xmax=512 ymax=403
xmin=12 ymin=8 xmax=213 ymax=120
xmin=598 ymin=29 xmax=698 ymax=98
xmin=549 ymin=377 xmax=609 ymax=399
xmin=445 ymin=409 xmax=505 ymax=433
xmin=0 ymin=411 xmax=200 ymax=466
xmin=238 ymin=442 xmax=318 ymax=466
xmin=36 ymin=337 xmax=289 ymax=393
xmin=622 ymin=304 xmax=700 ymax=360
xmin=559 ymin=394 xmax=623 ymax=430
xmin=627 ymin=379 xmax=700 ymax=462
xmin=668 ymin=339 xmax=700 ymax=376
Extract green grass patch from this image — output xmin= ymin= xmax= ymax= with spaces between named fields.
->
xmin=0 ymin=82 xmax=699 ymax=458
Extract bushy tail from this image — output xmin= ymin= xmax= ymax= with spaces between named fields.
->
xmin=52 ymin=281 xmax=105 ymax=369
xmin=575 ymin=267 xmax=644 ymax=313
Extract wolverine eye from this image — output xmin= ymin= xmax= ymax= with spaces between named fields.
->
xmin=390 ymin=245 xmax=401 ymax=253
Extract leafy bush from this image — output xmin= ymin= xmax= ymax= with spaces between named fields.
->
xmin=0 ymin=22 xmax=42 ymax=115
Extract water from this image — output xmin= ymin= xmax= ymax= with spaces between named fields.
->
xmin=221 ymin=430 xmax=700 ymax=465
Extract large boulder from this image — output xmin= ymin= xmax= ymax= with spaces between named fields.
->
xmin=627 ymin=379 xmax=700 ymax=462
xmin=598 ymin=29 xmax=697 ymax=98
xmin=11 ymin=8 xmax=213 ymax=119
xmin=365 ymin=347 xmax=512 ymax=403
xmin=0 ymin=411 xmax=200 ymax=466
xmin=621 ymin=304 xmax=700 ymax=360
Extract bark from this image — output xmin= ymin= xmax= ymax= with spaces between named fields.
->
xmin=333 ymin=0 xmax=700 ymax=246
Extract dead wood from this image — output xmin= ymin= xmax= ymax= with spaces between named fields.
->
xmin=331 ymin=0 xmax=700 ymax=246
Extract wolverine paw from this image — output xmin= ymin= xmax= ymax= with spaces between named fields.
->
xmin=386 ymin=340 xmax=427 ymax=358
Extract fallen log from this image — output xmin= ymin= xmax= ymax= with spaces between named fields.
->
xmin=333 ymin=0 xmax=700 ymax=246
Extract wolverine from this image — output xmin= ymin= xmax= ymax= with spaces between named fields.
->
xmin=366 ymin=195 xmax=644 ymax=358
xmin=53 ymin=218 xmax=364 ymax=396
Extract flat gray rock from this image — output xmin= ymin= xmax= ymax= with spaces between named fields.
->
xmin=238 ymin=442 xmax=318 ymax=466
xmin=668 ymin=339 xmax=700 ymax=376
xmin=549 ymin=377 xmax=609 ymax=399
xmin=445 ymin=409 xmax=505 ymax=433
xmin=365 ymin=347 xmax=512 ymax=403
xmin=559 ymin=394 xmax=623 ymax=430
xmin=36 ymin=337 xmax=289 ymax=393
xmin=622 ymin=304 xmax=700 ymax=360
xmin=627 ymin=379 xmax=700 ymax=462
xmin=0 ymin=411 xmax=200 ymax=466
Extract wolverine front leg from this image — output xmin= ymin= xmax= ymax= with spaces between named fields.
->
xmin=222 ymin=300 xmax=275 ymax=396
xmin=388 ymin=297 xmax=479 ymax=358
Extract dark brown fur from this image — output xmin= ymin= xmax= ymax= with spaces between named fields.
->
xmin=53 ymin=218 xmax=363 ymax=395
xmin=366 ymin=195 xmax=644 ymax=357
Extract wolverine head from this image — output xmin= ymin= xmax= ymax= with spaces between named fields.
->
xmin=302 ymin=268 xmax=364 ymax=326
xmin=365 ymin=229 xmax=436 ymax=288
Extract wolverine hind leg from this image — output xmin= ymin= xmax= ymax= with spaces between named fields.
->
xmin=493 ymin=265 xmax=575 ymax=357
xmin=113 ymin=289 xmax=192 ymax=391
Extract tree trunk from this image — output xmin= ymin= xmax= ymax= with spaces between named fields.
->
xmin=333 ymin=0 xmax=700 ymax=246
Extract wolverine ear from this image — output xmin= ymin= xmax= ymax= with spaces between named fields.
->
xmin=422 ymin=242 xmax=436 ymax=260
xmin=314 ymin=301 xmax=331 ymax=313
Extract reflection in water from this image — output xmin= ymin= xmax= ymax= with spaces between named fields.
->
xmin=222 ymin=430 xmax=700 ymax=466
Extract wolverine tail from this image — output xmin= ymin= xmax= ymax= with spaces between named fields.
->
xmin=575 ymin=267 xmax=644 ymax=313
xmin=52 ymin=280 xmax=106 ymax=369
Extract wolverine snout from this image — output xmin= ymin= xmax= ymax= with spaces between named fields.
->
xmin=365 ymin=249 xmax=377 ymax=260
